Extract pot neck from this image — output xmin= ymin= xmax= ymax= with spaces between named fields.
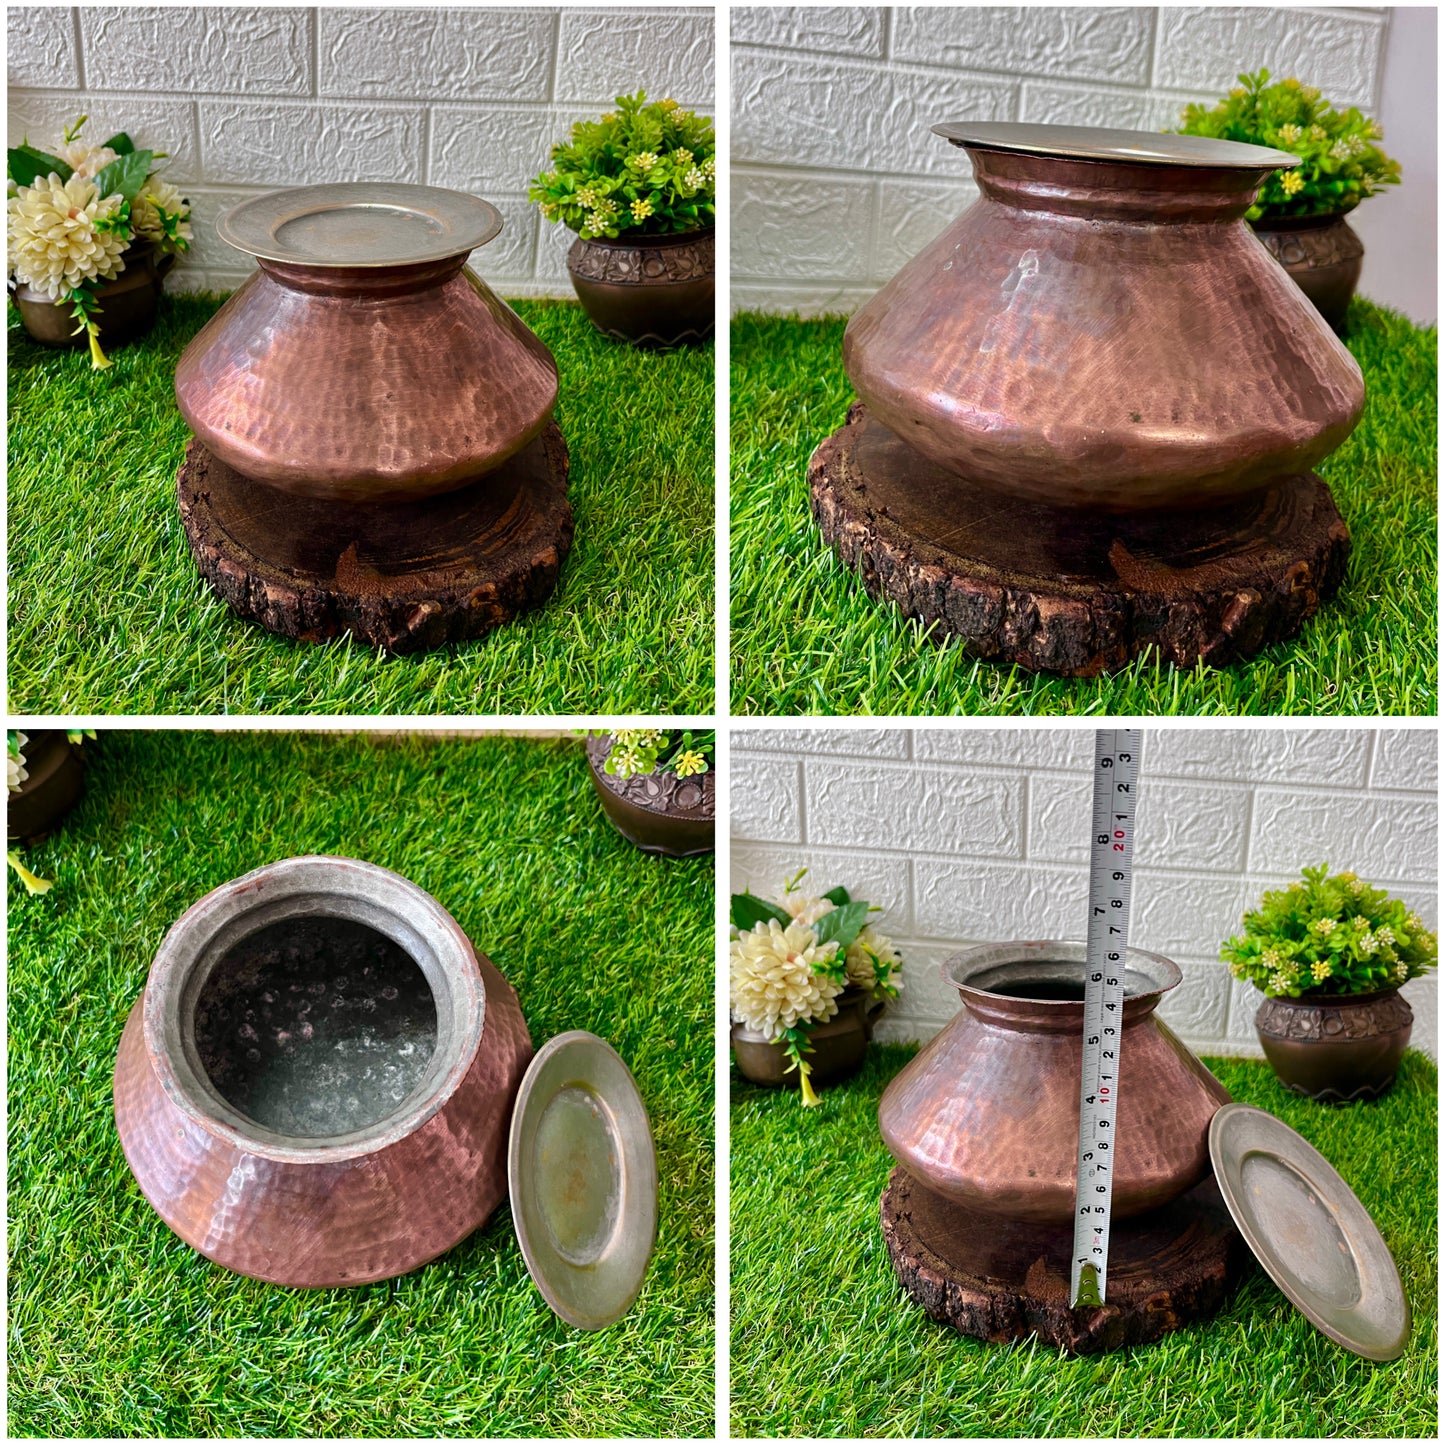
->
xmin=257 ymin=252 xmax=469 ymax=297
xmin=966 ymin=145 xmax=1273 ymax=224
xmin=958 ymin=985 xmax=1165 ymax=1034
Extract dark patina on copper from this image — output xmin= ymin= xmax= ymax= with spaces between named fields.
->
xmin=113 ymin=857 xmax=533 ymax=1288
xmin=585 ymin=735 xmax=714 ymax=858
xmin=1254 ymin=988 xmax=1413 ymax=1102
xmin=566 ymin=228 xmax=714 ymax=348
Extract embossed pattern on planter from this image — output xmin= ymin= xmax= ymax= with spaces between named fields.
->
xmin=567 ymin=234 xmax=715 ymax=285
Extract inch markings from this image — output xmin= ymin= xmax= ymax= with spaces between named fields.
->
xmin=1070 ymin=728 xmax=1141 ymax=1309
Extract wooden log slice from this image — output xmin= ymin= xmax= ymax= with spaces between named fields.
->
xmin=881 ymin=1167 xmax=1248 ymax=1354
xmin=177 ymin=426 xmax=572 ymax=654
xmin=809 ymin=404 xmax=1351 ymax=676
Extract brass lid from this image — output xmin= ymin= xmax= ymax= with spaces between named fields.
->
xmin=933 ymin=121 xmax=1300 ymax=170
xmin=219 ymin=182 xmax=504 ymax=267
xmin=508 ymin=1031 xmax=658 ymax=1330
xmin=1209 ymin=1103 xmax=1410 ymax=1361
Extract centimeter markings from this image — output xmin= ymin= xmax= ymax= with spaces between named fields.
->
xmin=1069 ymin=728 xmax=1142 ymax=1309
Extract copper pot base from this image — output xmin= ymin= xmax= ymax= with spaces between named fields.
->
xmin=881 ymin=1168 xmax=1246 ymax=1354
xmin=176 ymin=429 xmax=572 ymax=654
xmin=810 ymin=404 xmax=1351 ymax=676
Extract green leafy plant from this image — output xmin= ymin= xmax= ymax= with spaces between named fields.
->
xmin=1221 ymin=864 xmax=1436 ymax=998
xmin=1176 ymin=69 xmax=1400 ymax=222
xmin=730 ymin=870 xmax=902 ymax=1107
xmin=8 ymin=115 xmax=191 ymax=368
xmin=592 ymin=728 xmax=713 ymax=780
xmin=529 ymin=91 xmax=715 ymax=239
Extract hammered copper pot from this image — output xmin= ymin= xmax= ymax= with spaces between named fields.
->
xmin=1255 ymin=987 xmax=1412 ymax=1102
xmin=843 ymin=123 xmax=1365 ymax=512
xmin=174 ymin=183 xmax=559 ymax=504
xmin=878 ymin=941 xmax=1230 ymax=1225
xmin=113 ymin=856 xmax=533 ymax=1287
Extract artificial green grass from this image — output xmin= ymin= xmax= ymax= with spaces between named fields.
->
xmin=730 ymin=298 xmax=1437 ymax=715
xmin=8 ymin=731 xmax=714 ymax=1438
xmin=8 ymin=297 xmax=714 ymax=715
xmin=730 ymin=1044 xmax=1437 ymax=1437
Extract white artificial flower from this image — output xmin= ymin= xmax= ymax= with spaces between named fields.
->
xmin=8 ymin=173 xmax=128 ymax=299
xmin=729 ymin=920 xmax=843 ymax=1039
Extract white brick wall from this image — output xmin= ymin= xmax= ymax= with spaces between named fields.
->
xmin=7 ymin=6 xmax=714 ymax=296
xmin=731 ymin=6 xmax=1421 ymax=316
xmin=732 ymin=727 xmax=1438 ymax=1061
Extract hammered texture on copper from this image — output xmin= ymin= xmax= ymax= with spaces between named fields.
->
xmin=114 ymin=950 xmax=533 ymax=1288
xmin=810 ymin=404 xmax=1351 ymax=676
xmin=842 ymin=146 xmax=1364 ymax=511
xmin=177 ymin=426 xmax=572 ymax=654
xmin=877 ymin=984 xmax=1231 ymax=1225
xmin=174 ymin=260 xmax=558 ymax=502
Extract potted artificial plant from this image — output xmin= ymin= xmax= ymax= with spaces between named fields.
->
xmin=1177 ymin=69 xmax=1400 ymax=332
xmin=8 ymin=116 xmax=192 ymax=367
xmin=585 ymin=728 xmax=714 ymax=857
xmin=730 ymin=873 xmax=902 ymax=1105
xmin=530 ymin=91 xmax=715 ymax=348
xmin=1223 ymin=864 xmax=1436 ymax=1102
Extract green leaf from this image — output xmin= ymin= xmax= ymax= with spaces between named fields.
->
xmin=731 ymin=893 xmax=790 ymax=931
xmin=91 ymin=149 xmax=153 ymax=204
xmin=814 ymin=901 xmax=869 ymax=953
xmin=822 ymin=886 xmax=850 ymax=907
xmin=8 ymin=145 xmax=72 ymax=187
xmin=101 ymin=132 xmax=135 ymax=155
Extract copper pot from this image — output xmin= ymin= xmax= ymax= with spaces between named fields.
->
xmin=113 ymin=856 xmax=532 ymax=1287
xmin=174 ymin=183 xmax=558 ymax=504
xmin=878 ymin=940 xmax=1230 ymax=1225
xmin=843 ymin=123 xmax=1365 ymax=512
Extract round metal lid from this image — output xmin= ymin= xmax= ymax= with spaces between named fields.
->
xmin=1209 ymin=1103 xmax=1410 ymax=1361
xmin=508 ymin=1031 xmax=657 ymax=1330
xmin=218 ymin=182 xmax=504 ymax=266
xmin=933 ymin=121 xmax=1300 ymax=170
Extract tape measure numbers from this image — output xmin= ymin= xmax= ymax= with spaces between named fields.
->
xmin=1069 ymin=729 xmax=1141 ymax=1309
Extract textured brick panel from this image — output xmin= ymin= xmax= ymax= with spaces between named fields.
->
xmin=1155 ymin=7 xmax=1384 ymax=109
xmin=730 ymin=843 xmax=913 ymax=933
xmin=1371 ymin=729 xmax=1438 ymax=793
xmin=200 ymin=102 xmax=425 ymax=187
xmin=467 ymin=195 xmax=538 ymax=283
xmin=8 ymin=94 xmax=202 ymax=182
xmin=179 ymin=186 xmax=268 ymax=273
xmin=891 ymin=6 xmax=1153 ymax=86
xmin=733 ymin=171 xmax=874 ymax=281
xmin=318 ymin=9 xmax=554 ymax=101
xmin=1147 ymin=728 xmax=1371 ymax=788
xmin=731 ymin=280 xmax=876 ymax=315
xmin=81 ymin=6 xmax=311 ymax=95
xmin=1133 ymin=874 xmax=1251 ymax=962
xmin=732 ymin=757 xmax=804 ymax=845
xmin=807 ymin=761 xmax=1022 ymax=858
xmin=428 ymin=106 xmax=555 ymax=196
xmin=1156 ymin=960 xmax=1232 ymax=1041
xmin=733 ymin=50 xmax=1013 ymax=176
xmin=1020 ymin=81 xmax=1185 ymax=131
xmin=7 ymin=7 xmax=79 ymax=90
xmin=1030 ymin=778 xmax=1250 ymax=874
xmin=1225 ymin=977 xmax=1270 ymax=1049
xmin=734 ymin=729 xmax=909 ymax=758
xmin=873 ymin=177 xmax=977 ymax=279
xmin=914 ymin=728 xmax=1094 ymax=772
xmin=557 ymin=10 xmax=714 ymax=108
xmin=915 ymin=860 xmax=1087 ymax=942
xmin=731 ymin=6 xmax=885 ymax=58
xmin=1250 ymin=790 xmax=1437 ymax=884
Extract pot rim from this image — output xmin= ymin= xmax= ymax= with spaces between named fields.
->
xmin=142 ymin=855 xmax=485 ymax=1163
xmin=945 ymin=939 xmax=1182 ymax=1009
xmin=933 ymin=120 xmax=1298 ymax=171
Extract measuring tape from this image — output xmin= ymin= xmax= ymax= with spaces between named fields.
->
xmin=1069 ymin=729 xmax=1141 ymax=1309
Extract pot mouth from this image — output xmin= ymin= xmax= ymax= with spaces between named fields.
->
xmin=933 ymin=121 xmax=1299 ymax=172
xmin=219 ymin=182 xmax=503 ymax=268
xmin=143 ymin=857 xmax=485 ymax=1161
xmin=946 ymin=940 xmax=1181 ymax=1013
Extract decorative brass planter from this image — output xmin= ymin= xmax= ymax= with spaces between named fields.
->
xmin=1254 ymin=211 xmax=1363 ymax=335
xmin=585 ymin=736 xmax=714 ymax=858
xmin=12 ymin=244 xmax=174 ymax=349
xmin=843 ymin=124 xmax=1364 ymax=513
xmin=566 ymin=228 xmax=714 ymax=348
xmin=732 ymin=987 xmax=884 ymax=1088
xmin=878 ymin=941 xmax=1230 ymax=1225
xmin=1255 ymin=987 xmax=1413 ymax=1102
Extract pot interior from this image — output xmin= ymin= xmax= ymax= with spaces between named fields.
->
xmin=191 ymin=916 xmax=439 ymax=1138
